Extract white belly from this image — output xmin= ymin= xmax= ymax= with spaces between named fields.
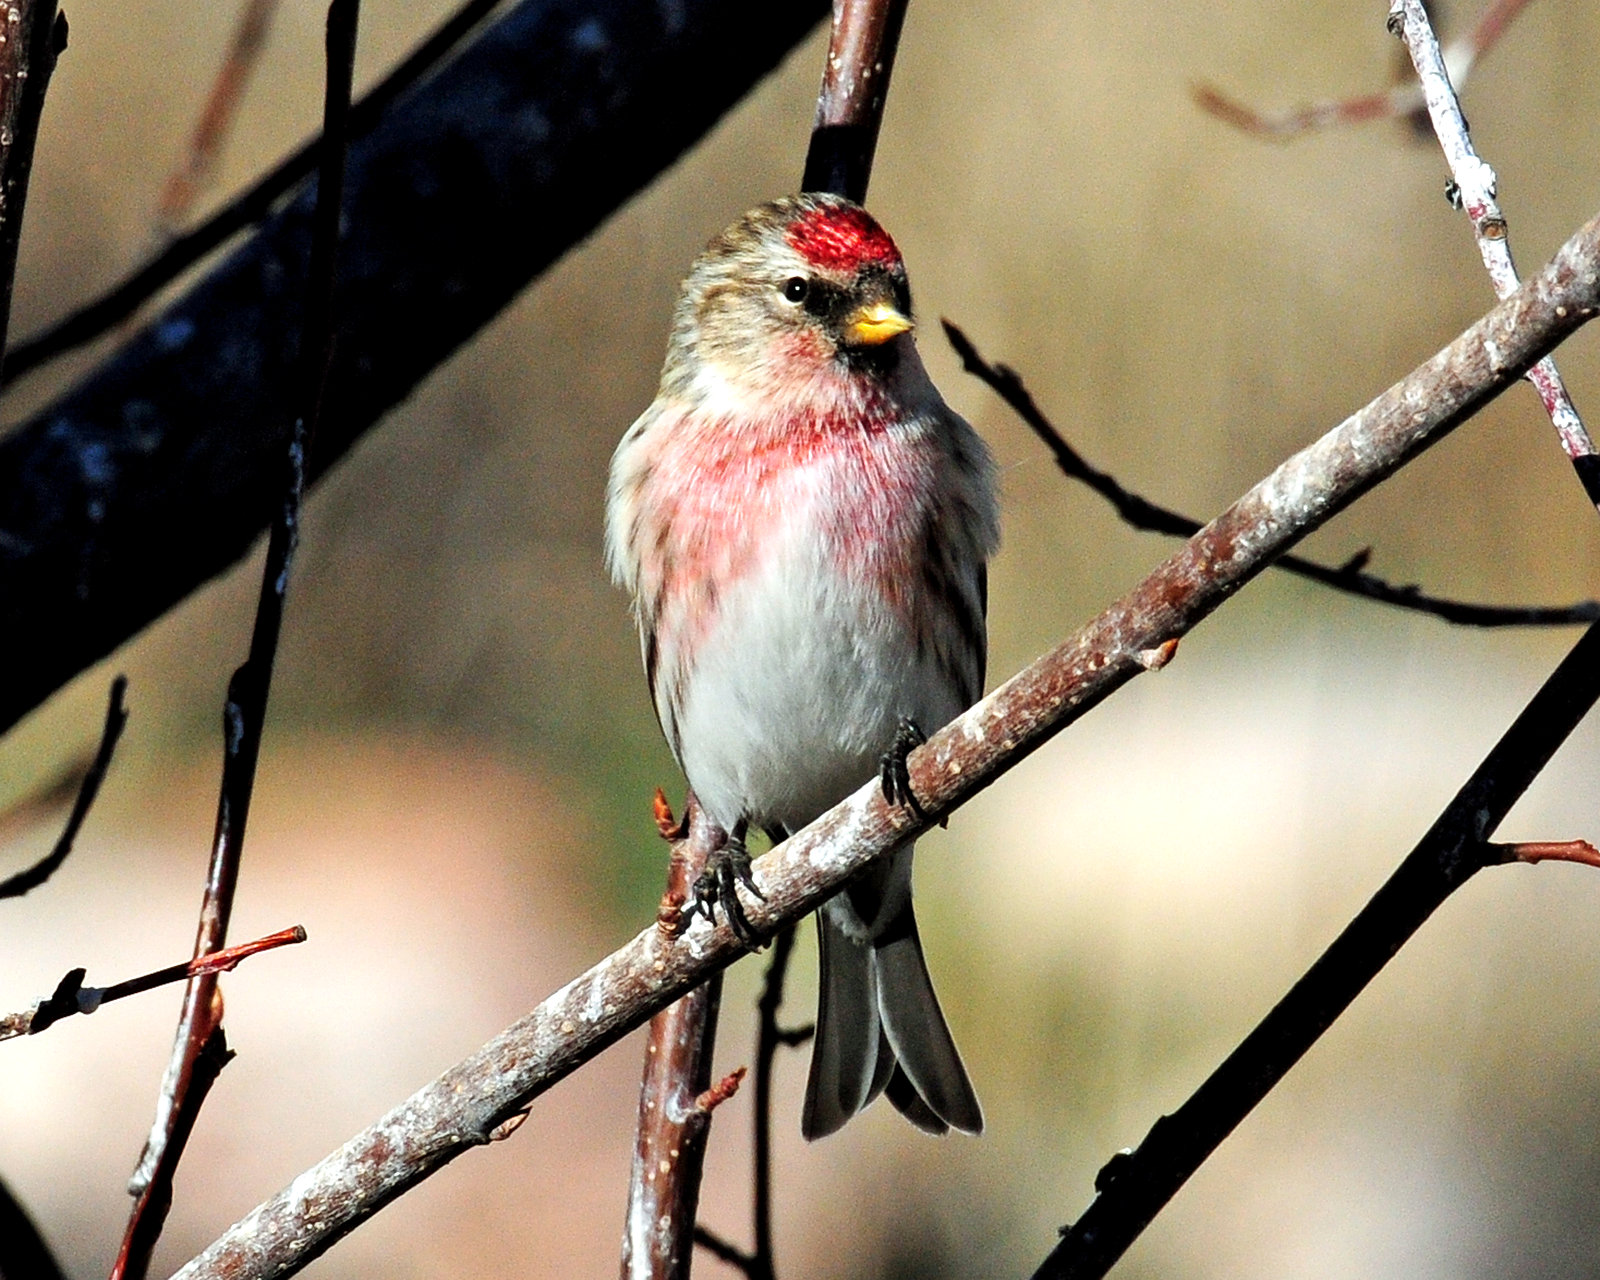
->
xmin=673 ymin=523 xmax=961 ymax=834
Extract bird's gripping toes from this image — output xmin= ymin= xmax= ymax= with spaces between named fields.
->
xmin=606 ymin=192 xmax=999 ymax=1138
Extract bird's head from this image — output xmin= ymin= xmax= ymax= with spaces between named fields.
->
xmin=665 ymin=194 xmax=917 ymax=403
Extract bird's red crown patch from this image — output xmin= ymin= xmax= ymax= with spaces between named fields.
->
xmin=785 ymin=204 xmax=902 ymax=274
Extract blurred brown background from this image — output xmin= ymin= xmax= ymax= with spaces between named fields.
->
xmin=3 ymin=0 xmax=1600 ymax=1276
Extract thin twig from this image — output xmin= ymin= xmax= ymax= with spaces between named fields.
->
xmin=0 ymin=0 xmax=499 ymax=387
xmin=1193 ymin=0 xmax=1536 ymax=140
xmin=622 ymin=796 xmax=729 ymax=1280
xmin=0 ymin=675 xmax=128 ymax=900
xmin=154 ymin=0 xmax=283 ymax=238
xmin=112 ymin=4 xmax=359 ymax=1276
xmin=1031 ymin=619 xmax=1600 ymax=1279
xmin=1390 ymin=0 xmax=1600 ymax=511
xmin=168 ymin=201 xmax=1600 ymax=1280
xmin=689 ymin=925 xmax=811 ymax=1280
xmin=751 ymin=926 xmax=807 ymax=1280
xmin=943 ymin=319 xmax=1600 ymax=628
xmin=0 ymin=0 xmax=65 ymax=378
xmin=0 ymin=926 xmax=306 ymax=1041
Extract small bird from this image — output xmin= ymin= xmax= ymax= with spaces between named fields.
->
xmin=606 ymin=193 xmax=998 ymax=1138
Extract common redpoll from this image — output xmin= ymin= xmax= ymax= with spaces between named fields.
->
xmin=606 ymin=193 xmax=998 ymax=1138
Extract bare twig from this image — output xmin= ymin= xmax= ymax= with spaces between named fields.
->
xmin=944 ymin=319 xmax=1600 ymax=628
xmin=0 ymin=0 xmax=500 ymax=387
xmin=0 ymin=1173 xmax=67 ymax=1280
xmin=622 ymin=797 xmax=730 ymax=1280
xmin=0 ymin=926 xmax=306 ymax=1041
xmin=1194 ymin=0 xmax=1536 ymax=140
xmin=0 ymin=675 xmax=128 ymax=900
xmin=1031 ymin=619 xmax=1600 ymax=1280
xmin=689 ymin=926 xmax=811 ymax=1280
xmin=112 ymin=4 xmax=359 ymax=1276
xmin=169 ymin=203 xmax=1600 ymax=1280
xmin=1390 ymin=0 xmax=1600 ymax=510
xmin=0 ymin=0 xmax=65 ymax=376
xmin=1487 ymin=838 xmax=1600 ymax=869
xmin=154 ymin=0 xmax=282 ymax=237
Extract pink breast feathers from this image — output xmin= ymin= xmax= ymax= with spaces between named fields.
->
xmin=784 ymin=204 xmax=903 ymax=274
xmin=642 ymin=411 xmax=930 ymax=648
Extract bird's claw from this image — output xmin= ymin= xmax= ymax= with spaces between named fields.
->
xmin=685 ymin=837 xmax=766 ymax=949
xmin=880 ymin=717 xmax=928 ymax=818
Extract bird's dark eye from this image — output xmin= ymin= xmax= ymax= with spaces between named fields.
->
xmin=782 ymin=277 xmax=809 ymax=303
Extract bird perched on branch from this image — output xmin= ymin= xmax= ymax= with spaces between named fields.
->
xmin=607 ymin=193 xmax=998 ymax=1138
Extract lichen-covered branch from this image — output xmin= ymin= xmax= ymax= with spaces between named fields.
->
xmin=169 ymin=206 xmax=1600 ymax=1280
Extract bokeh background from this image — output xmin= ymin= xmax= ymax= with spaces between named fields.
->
xmin=3 ymin=0 xmax=1600 ymax=1276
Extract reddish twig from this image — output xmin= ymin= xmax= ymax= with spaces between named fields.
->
xmin=1390 ymin=0 xmax=1600 ymax=511
xmin=0 ymin=0 xmax=65 ymax=376
xmin=943 ymin=319 xmax=1600 ymax=629
xmin=168 ymin=201 xmax=1600 ymax=1280
xmin=0 ymin=675 xmax=128 ymax=899
xmin=1193 ymin=0 xmax=1536 ymax=140
xmin=1032 ymin=619 xmax=1600 ymax=1279
xmin=154 ymin=0 xmax=282 ymax=236
xmin=623 ymin=799 xmax=731 ymax=1280
xmin=1487 ymin=838 xmax=1600 ymax=869
xmin=800 ymin=0 xmax=908 ymax=203
xmin=0 ymin=926 xmax=306 ymax=1041
xmin=112 ymin=4 xmax=359 ymax=1276
xmin=0 ymin=0 xmax=500 ymax=387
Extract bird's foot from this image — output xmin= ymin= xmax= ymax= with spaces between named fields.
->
xmin=685 ymin=833 xmax=766 ymax=949
xmin=880 ymin=717 xmax=928 ymax=819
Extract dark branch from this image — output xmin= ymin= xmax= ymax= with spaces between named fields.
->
xmin=0 ymin=1172 xmax=67 ymax=1280
xmin=0 ymin=0 xmax=65 ymax=376
xmin=943 ymin=319 xmax=1600 ymax=628
xmin=112 ymin=5 xmax=359 ymax=1276
xmin=1032 ymin=619 xmax=1600 ymax=1279
xmin=0 ymin=0 xmax=830 ymax=739
xmin=1 ymin=0 xmax=499 ymax=385
xmin=693 ymin=1226 xmax=755 ymax=1272
xmin=0 ymin=675 xmax=127 ymax=899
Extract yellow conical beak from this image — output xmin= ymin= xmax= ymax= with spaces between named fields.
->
xmin=845 ymin=301 xmax=914 ymax=347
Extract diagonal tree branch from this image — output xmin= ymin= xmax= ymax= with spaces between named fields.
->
xmin=167 ymin=202 xmax=1600 ymax=1280
xmin=943 ymin=320 xmax=1600 ymax=628
xmin=0 ymin=0 xmax=830 ymax=739
xmin=1032 ymin=617 xmax=1600 ymax=1279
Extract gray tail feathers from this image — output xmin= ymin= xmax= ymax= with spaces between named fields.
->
xmin=801 ymin=847 xmax=982 ymax=1140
